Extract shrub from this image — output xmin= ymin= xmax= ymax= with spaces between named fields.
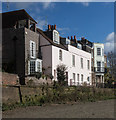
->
xmin=56 ymin=64 xmax=67 ymax=85
xmin=35 ymin=72 xmax=42 ymax=79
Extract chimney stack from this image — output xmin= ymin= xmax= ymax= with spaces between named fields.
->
xmin=51 ymin=25 xmax=54 ymax=30
xmin=74 ymin=35 xmax=76 ymax=40
xmin=68 ymin=36 xmax=70 ymax=39
xmin=48 ymin=25 xmax=51 ymax=30
xmin=71 ymin=36 xmax=73 ymax=40
xmin=81 ymin=37 xmax=85 ymax=41
xmin=54 ymin=24 xmax=56 ymax=30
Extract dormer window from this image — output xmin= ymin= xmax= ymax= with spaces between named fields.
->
xmin=53 ymin=30 xmax=59 ymax=44
xmin=66 ymin=38 xmax=70 ymax=45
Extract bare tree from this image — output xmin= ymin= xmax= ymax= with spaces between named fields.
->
xmin=107 ymin=51 xmax=116 ymax=80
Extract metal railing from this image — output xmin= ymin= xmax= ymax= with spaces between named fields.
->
xmin=94 ymin=67 xmax=104 ymax=73
xmin=70 ymin=81 xmax=90 ymax=86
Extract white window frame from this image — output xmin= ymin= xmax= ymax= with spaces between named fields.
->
xmin=97 ymin=48 xmax=101 ymax=56
xmin=59 ymin=50 xmax=62 ymax=61
xmin=28 ymin=59 xmax=42 ymax=75
xmin=87 ymin=77 xmax=90 ymax=82
xmin=87 ymin=60 xmax=90 ymax=70
xmin=97 ymin=61 xmax=101 ymax=72
xmin=102 ymin=48 xmax=104 ymax=56
xmin=81 ymin=74 xmax=83 ymax=82
xmin=72 ymin=55 xmax=75 ymax=67
xmin=30 ymin=40 xmax=36 ymax=58
xmin=73 ymin=73 xmax=76 ymax=85
xmin=77 ymin=74 xmax=79 ymax=85
xmin=29 ymin=60 xmax=36 ymax=75
xmin=81 ymin=58 xmax=83 ymax=68
xmin=36 ymin=59 xmax=42 ymax=73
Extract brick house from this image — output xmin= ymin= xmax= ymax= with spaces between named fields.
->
xmin=2 ymin=9 xmax=42 ymax=85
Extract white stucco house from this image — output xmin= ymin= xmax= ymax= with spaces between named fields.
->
xmin=37 ymin=25 xmax=92 ymax=86
xmin=93 ymin=43 xmax=104 ymax=85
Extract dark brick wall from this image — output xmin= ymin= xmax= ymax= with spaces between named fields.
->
xmin=2 ymin=27 xmax=41 ymax=83
xmin=2 ymin=28 xmax=25 ymax=84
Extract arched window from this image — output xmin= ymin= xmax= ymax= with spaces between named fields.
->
xmin=59 ymin=50 xmax=62 ymax=61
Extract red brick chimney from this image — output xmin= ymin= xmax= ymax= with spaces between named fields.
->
xmin=54 ymin=24 xmax=56 ymax=30
xmin=48 ymin=25 xmax=51 ymax=30
xmin=74 ymin=35 xmax=76 ymax=40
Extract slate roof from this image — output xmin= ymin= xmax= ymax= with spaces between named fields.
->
xmin=2 ymin=9 xmax=37 ymax=28
xmin=36 ymin=28 xmax=68 ymax=50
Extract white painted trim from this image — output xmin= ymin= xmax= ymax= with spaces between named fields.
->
xmin=30 ymin=40 xmax=36 ymax=59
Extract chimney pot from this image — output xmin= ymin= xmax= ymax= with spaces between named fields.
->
xmin=81 ymin=37 xmax=85 ymax=40
xmin=74 ymin=35 xmax=76 ymax=40
xmin=54 ymin=24 xmax=56 ymax=29
xmin=48 ymin=25 xmax=51 ymax=30
xmin=68 ymin=36 xmax=70 ymax=39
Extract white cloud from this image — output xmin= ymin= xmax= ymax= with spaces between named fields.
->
xmin=42 ymin=2 xmax=55 ymax=9
xmin=106 ymin=32 xmax=114 ymax=41
xmin=104 ymin=32 xmax=114 ymax=53
xmin=81 ymin=2 xmax=89 ymax=6
xmin=57 ymin=27 xmax=70 ymax=31
xmin=57 ymin=27 xmax=70 ymax=35
xmin=13 ymin=2 xmax=55 ymax=10
xmin=36 ymin=18 xmax=48 ymax=30
xmin=15 ymin=2 xmax=34 ymax=9
xmin=42 ymin=2 xmax=51 ymax=9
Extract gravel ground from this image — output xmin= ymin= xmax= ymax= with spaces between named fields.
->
xmin=2 ymin=99 xmax=115 ymax=118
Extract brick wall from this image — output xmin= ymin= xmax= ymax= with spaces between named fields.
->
xmin=25 ymin=28 xmax=40 ymax=75
xmin=2 ymin=72 xmax=19 ymax=85
xmin=2 ymin=86 xmax=20 ymax=104
xmin=2 ymin=28 xmax=25 ymax=84
xmin=2 ymin=86 xmax=42 ymax=104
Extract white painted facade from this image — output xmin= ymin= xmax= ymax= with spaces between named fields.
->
xmin=52 ymin=45 xmax=92 ymax=86
xmin=93 ymin=43 xmax=104 ymax=84
xmin=93 ymin=43 xmax=104 ymax=75
xmin=40 ymin=35 xmax=92 ymax=86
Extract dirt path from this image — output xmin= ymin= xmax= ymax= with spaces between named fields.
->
xmin=3 ymin=99 xmax=115 ymax=118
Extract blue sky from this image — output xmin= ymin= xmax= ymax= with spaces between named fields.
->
xmin=1 ymin=2 xmax=114 ymax=53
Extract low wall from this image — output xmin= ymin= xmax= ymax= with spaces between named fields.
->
xmin=2 ymin=72 xmax=19 ymax=85
xmin=2 ymin=85 xmax=114 ymax=104
xmin=2 ymin=86 xmax=20 ymax=104
xmin=2 ymin=86 xmax=42 ymax=104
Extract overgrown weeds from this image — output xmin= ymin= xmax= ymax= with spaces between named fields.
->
xmin=2 ymin=84 xmax=116 ymax=111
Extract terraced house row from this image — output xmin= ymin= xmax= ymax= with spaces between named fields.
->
xmin=2 ymin=9 xmax=106 ymax=86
